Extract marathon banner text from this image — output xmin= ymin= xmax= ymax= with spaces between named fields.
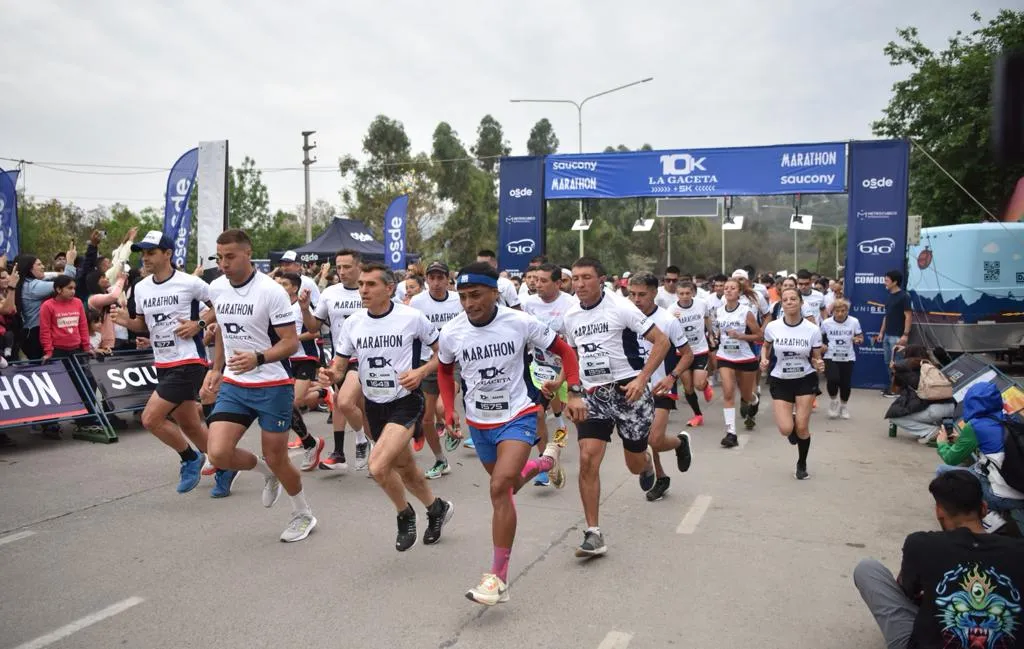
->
xmin=0 ymin=361 xmax=90 ymax=427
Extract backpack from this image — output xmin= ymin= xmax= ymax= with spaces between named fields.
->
xmin=992 ymin=417 xmax=1024 ymax=494
xmin=915 ymin=361 xmax=953 ymax=401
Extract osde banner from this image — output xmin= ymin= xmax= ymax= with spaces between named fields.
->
xmin=844 ymin=139 xmax=910 ymax=390
xmin=497 ymin=156 xmax=546 ymax=275
xmin=543 ymin=143 xmax=847 ymax=199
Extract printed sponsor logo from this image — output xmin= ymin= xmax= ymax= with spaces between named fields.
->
xmin=853 ymin=274 xmax=886 ymax=285
xmin=504 ymin=214 xmax=536 ymax=225
xmin=861 ymin=177 xmax=894 ymax=190
xmin=660 ymin=153 xmax=706 ymax=176
xmin=551 ymin=160 xmax=598 ymax=171
xmin=857 ymin=237 xmax=896 ymax=256
xmin=780 ymin=174 xmax=837 ymax=185
xmin=856 ymin=210 xmax=899 ymax=221
xmin=508 ymin=187 xmax=534 ymax=198
xmin=506 ymin=238 xmax=535 ymax=255
xmin=349 ymin=232 xmax=374 ymax=243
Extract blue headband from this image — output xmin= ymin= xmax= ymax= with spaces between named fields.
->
xmin=457 ymin=273 xmax=498 ymax=288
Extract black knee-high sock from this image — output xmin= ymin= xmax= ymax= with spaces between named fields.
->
xmin=333 ymin=429 xmax=346 ymax=455
xmin=292 ymin=407 xmax=315 ymax=449
xmin=797 ymin=437 xmax=811 ymax=466
xmin=685 ymin=392 xmax=702 ymax=416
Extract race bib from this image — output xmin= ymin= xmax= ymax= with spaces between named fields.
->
xmin=152 ymin=328 xmax=175 ymax=350
xmin=532 ymin=364 xmax=558 ymax=382
xmin=830 ymin=348 xmax=852 ymax=361
xmin=363 ymin=367 xmax=398 ymax=401
xmin=722 ymin=336 xmax=741 ymax=353
xmin=474 ymin=390 xmax=511 ymax=421
xmin=581 ymin=356 xmax=612 ymax=381
xmin=780 ymin=356 xmax=807 ymax=375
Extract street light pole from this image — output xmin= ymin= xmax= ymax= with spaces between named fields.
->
xmin=301 ymin=131 xmax=317 ymax=242
xmin=511 ymin=77 xmax=654 ymax=258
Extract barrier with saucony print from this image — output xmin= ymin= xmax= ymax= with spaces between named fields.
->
xmin=496 ymin=139 xmax=910 ymax=389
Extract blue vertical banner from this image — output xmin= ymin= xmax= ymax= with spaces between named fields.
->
xmin=0 ymin=168 xmax=19 ymax=258
xmin=383 ymin=194 xmax=409 ymax=271
xmin=845 ymin=140 xmax=910 ymax=389
xmin=498 ymin=156 xmax=546 ymax=275
xmin=163 ymin=148 xmax=199 ymax=269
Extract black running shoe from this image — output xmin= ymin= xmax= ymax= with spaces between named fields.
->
xmin=794 ymin=463 xmax=810 ymax=480
xmin=646 ymin=477 xmax=671 ymax=502
xmin=787 ymin=432 xmax=800 ymax=446
xmin=396 ymin=506 xmax=417 ymax=552
xmin=423 ymin=498 xmax=454 ymax=545
xmin=721 ymin=432 xmax=739 ymax=448
xmin=675 ymin=432 xmax=692 ymax=472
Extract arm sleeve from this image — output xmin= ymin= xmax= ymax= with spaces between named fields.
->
xmin=620 ymin=302 xmax=654 ymax=336
xmin=39 ymin=302 xmax=54 ymax=355
xmin=810 ymin=327 xmax=823 ymax=348
xmin=762 ymin=322 xmax=774 ymax=343
xmin=335 ymin=318 xmax=355 ymax=358
xmin=268 ymin=284 xmax=296 ymax=328
xmin=78 ymin=301 xmax=91 ymax=350
xmin=417 ymin=313 xmax=440 ymax=347
xmin=313 ymin=298 xmax=329 ymax=322
xmin=668 ymin=319 xmax=689 ymax=350
xmin=438 ymin=360 xmax=457 ymax=426
xmin=898 ymin=534 xmax=923 ymax=600
xmin=853 ymin=318 xmax=863 ymax=336
xmin=500 ymin=279 xmax=520 ymax=308
xmin=547 ymin=336 xmax=580 ymax=385
xmin=193 ymin=276 xmax=211 ymax=304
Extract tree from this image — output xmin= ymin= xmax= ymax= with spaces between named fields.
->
xmin=340 ymin=114 xmax=416 ymax=235
xmin=873 ymin=10 xmax=1024 ymax=226
xmin=228 ymin=156 xmax=271 ymax=231
xmin=472 ymin=114 xmax=511 ymax=175
xmin=426 ymin=122 xmax=494 ymax=264
xmin=527 ymin=119 xmax=560 ymax=156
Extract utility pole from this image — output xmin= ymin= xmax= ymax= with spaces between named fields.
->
xmin=301 ymin=131 xmax=317 ymax=241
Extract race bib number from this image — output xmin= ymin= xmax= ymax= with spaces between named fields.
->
xmin=152 ymin=326 xmax=176 ymax=350
xmin=581 ymin=356 xmax=612 ymax=381
xmin=474 ymin=390 xmax=511 ymax=421
xmin=722 ymin=335 xmax=741 ymax=353
xmin=532 ymin=364 xmax=558 ymax=382
xmin=780 ymin=356 xmax=807 ymax=375
xmin=363 ymin=367 xmax=398 ymax=400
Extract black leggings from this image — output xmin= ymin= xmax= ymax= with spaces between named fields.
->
xmin=825 ymin=360 xmax=854 ymax=402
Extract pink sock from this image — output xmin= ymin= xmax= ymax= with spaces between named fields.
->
xmin=519 ymin=456 xmax=554 ymax=478
xmin=492 ymin=546 xmax=512 ymax=582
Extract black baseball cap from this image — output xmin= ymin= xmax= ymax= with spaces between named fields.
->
xmin=131 ymin=230 xmax=174 ymax=252
xmin=425 ymin=261 xmax=450 ymax=276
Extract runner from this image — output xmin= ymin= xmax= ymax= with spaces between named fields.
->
xmin=796 ymin=269 xmax=827 ymax=324
xmin=274 ymin=273 xmax=326 ymax=471
xmin=820 ymin=298 xmax=863 ymax=419
xmin=113 ymin=231 xmax=216 ymax=494
xmin=204 ymin=229 xmax=317 ymax=542
xmin=760 ymin=287 xmax=826 ymax=480
xmin=302 ymin=249 xmax=370 ymax=472
xmin=435 ymin=262 xmax=584 ymax=605
xmin=626 ymin=272 xmax=695 ymax=502
xmin=654 ymin=265 xmax=680 ymax=309
xmin=277 ymin=250 xmax=321 ymax=304
xmin=668 ymin=281 xmax=715 ymax=428
xmin=713 ymin=277 xmax=763 ymax=448
xmin=563 ymin=257 xmax=671 ymax=557
xmin=521 ymin=262 xmax=578 ymax=484
xmin=408 ymin=261 xmax=465 ymax=479
xmin=319 ymin=262 xmax=454 ymax=552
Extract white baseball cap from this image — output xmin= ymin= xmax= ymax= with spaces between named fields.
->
xmin=731 ymin=269 xmax=749 ymax=280
xmin=280 ymin=250 xmax=298 ymax=262
xmin=622 ymin=271 xmax=632 ymax=279
xmin=561 ymin=267 xmax=572 ymax=279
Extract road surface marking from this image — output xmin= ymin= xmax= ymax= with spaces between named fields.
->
xmin=597 ymin=631 xmax=633 ymax=649
xmin=0 ymin=530 xmax=35 ymax=546
xmin=12 ymin=597 xmax=144 ymax=649
xmin=676 ymin=494 xmax=713 ymax=534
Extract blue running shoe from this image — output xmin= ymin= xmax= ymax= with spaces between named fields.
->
xmin=639 ymin=469 xmax=656 ymax=492
xmin=463 ymin=438 xmax=476 ymax=450
xmin=534 ymin=471 xmax=550 ymax=487
xmin=211 ymin=469 xmax=239 ymax=498
xmin=176 ymin=452 xmax=205 ymax=493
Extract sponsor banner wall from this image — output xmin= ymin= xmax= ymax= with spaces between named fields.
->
xmin=844 ymin=139 xmax=910 ymax=389
xmin=86 ymin=353 xmax=160 ymax=412
xmin=544 ymin=143 xmax=846 ymax=199
xmin=497 ymin=156 xmax=546 ymax=275
xmin=0 ymin=362 xmax=90 ymax=427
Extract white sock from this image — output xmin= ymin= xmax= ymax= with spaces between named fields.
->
xmin=435 ymin=450 xmax=445 ymax=462
xmin=724 ymin=408 xmax=736 ymax=433
xmin=553 ymin=413 xmax=565 ymax=429
xmin=254 ymin=457 xmax=274 ymax=477
xmin=586 ymin=526 xmax=601 ymax=535
xmin=354 ymin=428 xmax=368 ymax=445
xmin=290 ymin=490 xmax=311 ymax=514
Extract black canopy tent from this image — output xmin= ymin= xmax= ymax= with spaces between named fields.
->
xmin=269 ymin=217 xmax=419 ymax=266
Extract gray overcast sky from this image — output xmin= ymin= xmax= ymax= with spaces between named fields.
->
xmin=0 ymin=0 xmax=1006 ymax=214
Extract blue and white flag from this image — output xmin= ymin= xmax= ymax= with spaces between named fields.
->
xmin=163 ymin=148 xmax=199 ymax=268
xmin=383 ymin=194 xmax=409 ymax=271
xmin=0 ymin=168 xmax=19 ymax=258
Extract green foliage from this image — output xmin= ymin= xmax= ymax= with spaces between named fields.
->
xmin=872 ymin=9 xmax=1024 ymax=226
xmin=472 ymin=115 xmax=511 ymax=175
xmin=527 ymin=119 xmax=560 ymax=156
xmin=228 ymin=156 xmax=271 ymax=230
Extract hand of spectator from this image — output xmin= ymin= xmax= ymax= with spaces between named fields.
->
xmin=98 ymin=347 xmax=113 ymax=355
xmin=320 ymin=262 xmax=330 ymax=277
xmin=936 ymin=428 xmax=947 ymax=444
xmin=8 ymin=266 xmax=19 ymax=285
xmin=193 ymin=262 xmax=203 ymax=277
xmin=0 ymin=254 xmax=6 ymax=270
xmin=298 ymin=288 xmax=311 ymax=310
xmin=42 ymin=353 xmax=52 ymax=362
xmin=89 ymin=230 xmax=103 ymax=246
xmin=124 ymin=227 xmax=138 ymax=243
xmin=66 ymin=243 xmax=77 ymax=266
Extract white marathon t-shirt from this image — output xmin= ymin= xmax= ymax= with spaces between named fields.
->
xmin=564 ymin=293 xmax=654 ymax=390
xmin=763 ymin=318 xmax=822 ymax=380
xmin=655 ymin=286 xmax=676 ymax=310
xmin=210 ymin=271 xmax=296 ymax=387
xmin=668 ymin=297 xmax=711 ymax=356
xmin=801 ymin=289 xmax=827 ymax=324
xmin=714 ymin=303 xmax=757 ymax=363
xmin=521 ymin=291 xmax=579 ymax=381
xmin=314 ymin=284 xmax=363 ymax=358
xmin=287 ymin=301 xmax=321 ymax=363
xmin=497 ymin=276 xmax=521 ymax=308
xmin=131 ymin=270 xmax=211 ymax=369
xmin=335 ymin=302 xmax=439 ymax=404
xmin=638 ymin=306 xmax=689 ymax=389
xmin=438 ymin=307 xmax=555 ymax=428
xmin=409 ymin=290 xmax=463 ymax=362
xmin=820 ymin=315 xmax=862 ymax=363
xmin=299 ymin=275 xmax=321 ymax=306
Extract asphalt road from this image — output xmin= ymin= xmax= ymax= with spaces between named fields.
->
xmin=0 ymin=389 xmax=939 ymax=649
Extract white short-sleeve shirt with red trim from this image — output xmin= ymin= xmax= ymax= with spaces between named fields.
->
xmin=131 ymin=270 xmax=210 ymax=369
xmin=437 ymin=306 xmax=555 ymax=428
xmin=211 ymin=271 xmax=296 ymax=387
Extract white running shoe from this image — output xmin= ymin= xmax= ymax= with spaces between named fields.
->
xmin=280 ymin=512 xmax=317 ymax=543
xmin=839 ymin=404 xmax=851 ymax=420
xmin=300 ymin=437 xmax=325 ymax=471
xmin=465 ymin=573 xmax=509 ymax=606
xmin=827 ymin=399 xmax=840 ymax=419
xmin=262 ymin=475 xmax=283 ymax=508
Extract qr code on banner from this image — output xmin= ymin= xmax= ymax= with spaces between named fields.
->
xmin=1017 ymin=272 xmax=1024 ymax=284
xmin=984 ymin=260 xmax=1000 ymax=283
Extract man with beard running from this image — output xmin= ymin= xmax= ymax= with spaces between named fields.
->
xmin=204 ymin=229 xmax=316 ymax=542
xmin=563 ymin=257 xmax=671 ymax=557
xmin=627 ymin=272 xmax=694 ymax=502
xmin=114 ymin=231 xmax=217 ymax=494
xmin=320 ymin=262 xmax=454 ymax=552
xmin=437 ymin=262 xmax=584 ymax=605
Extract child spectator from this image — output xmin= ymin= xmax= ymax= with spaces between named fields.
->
xmin=39 ymin=275 xmax=91 ymax=360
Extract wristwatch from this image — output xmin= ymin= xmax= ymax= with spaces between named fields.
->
xmin=197 ymin=319 xmax=207 ymax=330
xmin=568 ymin=384 xmax=584 ymax=396
xmin=255 ymin=351 xmax=266 ymax=366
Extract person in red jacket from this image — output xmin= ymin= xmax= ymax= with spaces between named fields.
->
xmin=39 ymin=275 xmax=91 ymax=360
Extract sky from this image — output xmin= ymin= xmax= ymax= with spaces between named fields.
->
xmin=0 ymin=0 xmax=1008 ymax=215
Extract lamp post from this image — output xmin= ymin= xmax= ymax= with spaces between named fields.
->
xmin=810 ymin=223 xmax=844 ymax=277
xmin=511 ymin=77 xmax=654 ymax=258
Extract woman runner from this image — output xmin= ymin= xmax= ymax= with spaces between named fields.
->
xmin=820 ymin=298 xmax=862 ymax=419
xmin=713 ymin=278 xmax=763 ymax=448
xmin=760 ymin=287 xmax=825 ymax=480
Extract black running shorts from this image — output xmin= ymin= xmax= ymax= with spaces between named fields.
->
xmin=155 ymin=364 xmax=206 ymax=404
xmin=364 ymin=390 xmax=425 ymax=442
xmin=768 ymin=373 xmax=819 ymax=403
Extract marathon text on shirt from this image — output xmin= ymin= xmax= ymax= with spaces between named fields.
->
xmin=574 ymin=322 xmax=610 ymax=338
xmin=141 ymin=295 xmax=180 ymax=309
xmin=463 ymin=341 xmax=516 ymax=363
xmin=219 ymin=303 xmax=255 ymax=316
xmin=356 ymin=334 xmax=404 ymax=350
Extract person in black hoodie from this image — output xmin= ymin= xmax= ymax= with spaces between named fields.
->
xmin=854 ymin=470 xmax=1024 ymax=649
xmin=885 ymin=345 xmax=956 ymax=443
